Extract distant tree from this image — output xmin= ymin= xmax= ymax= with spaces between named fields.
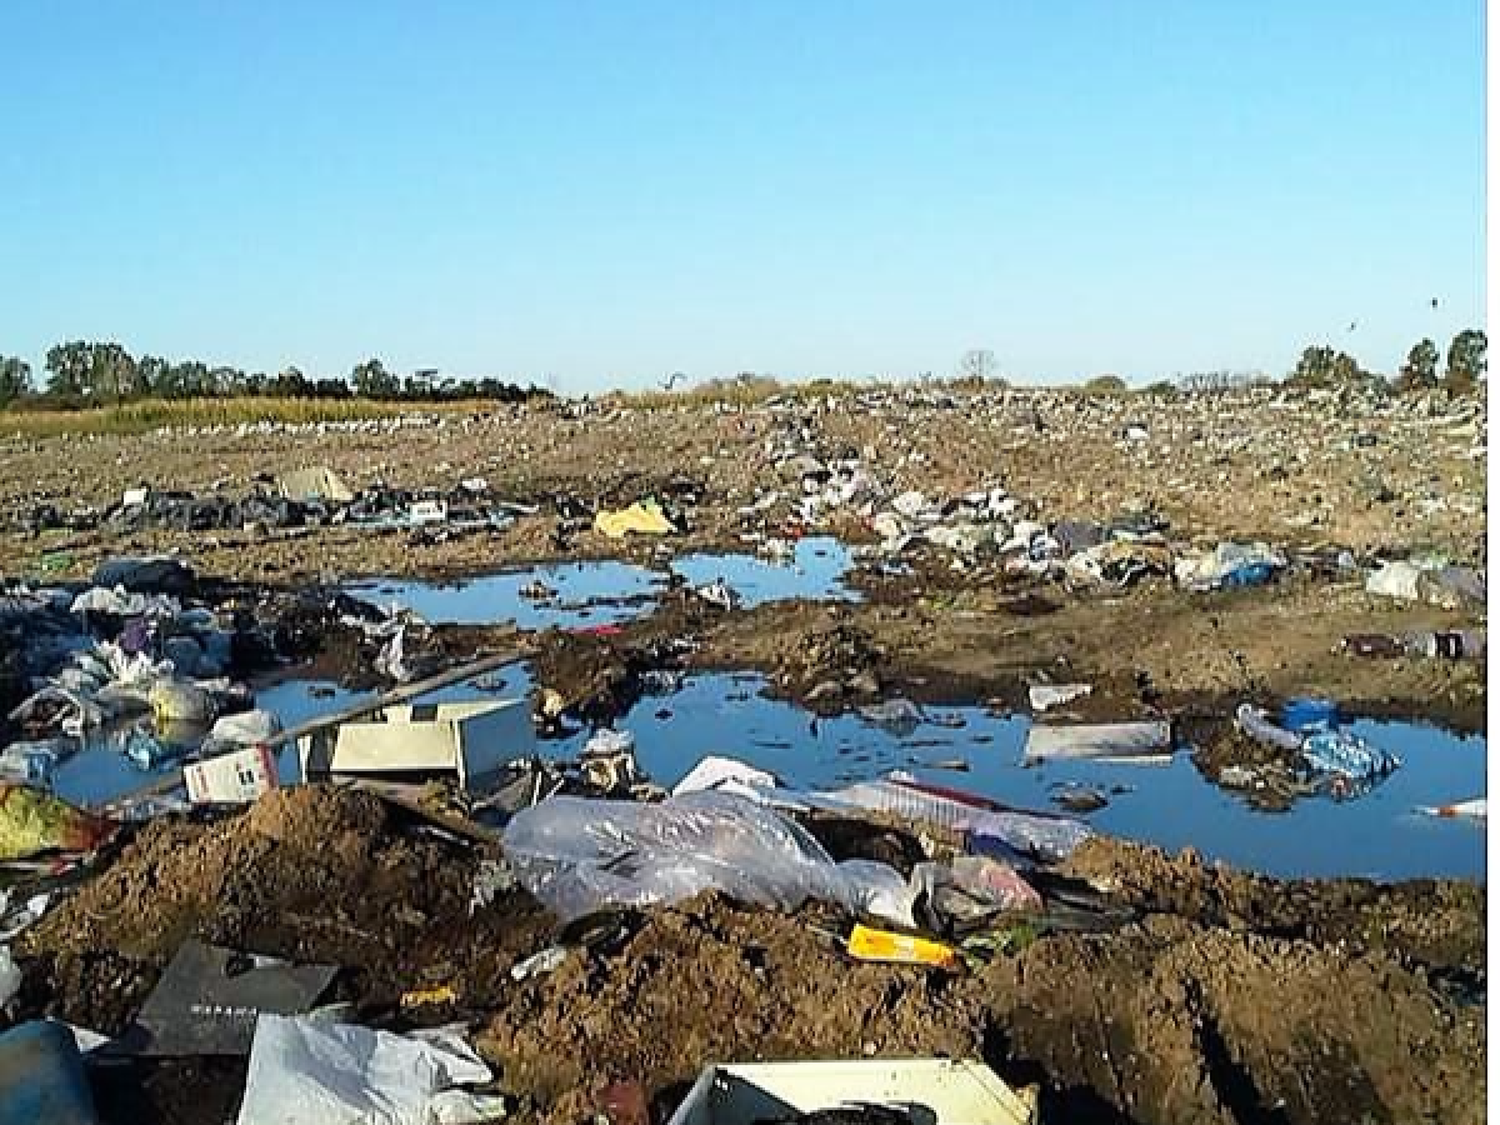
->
xmin=351 ymin=357 xmax=399 ymax=398
xmin=1141 ymin=379 xmax=1179 ymax=399
xmin=44 ymin=342 xmax=91 ymax=400
xmin=1395 ymin=338 xmax=1440 ymax=394
xmin=1444 ymin=329 xmax=1486 ymax=396
xmin=0 ymin=356 xmax=31 ymax=405
xmin=1287 ymin=345 xmax=1366 ymax=390
xmin=1082 ymin=373 xmax=1129 ymax=395
xmin=958 ymin=349 xmax=997 ymax=382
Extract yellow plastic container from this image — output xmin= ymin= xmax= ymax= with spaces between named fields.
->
xmin=846 ymin=923 xmax=958 ymax=969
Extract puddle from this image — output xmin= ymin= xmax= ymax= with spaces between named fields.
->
xmin=59 ymin=669 xmax=1484 ymax=883
xmin=343 ymin=537 xmax=859 ymax=627
xmin=669 ymin=537 xmax=857 ymax=607
xmin=347 ymin=561 xmax=664 ymax=629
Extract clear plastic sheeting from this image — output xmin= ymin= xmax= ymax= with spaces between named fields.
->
xmin=502 ymin=791 xmax=910 ymax=923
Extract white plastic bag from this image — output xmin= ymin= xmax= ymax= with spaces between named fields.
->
xmin=502 ymin=791 xmax=908 ymax=923
xmin=237 ymin=1015 xmax=505 ymax=1125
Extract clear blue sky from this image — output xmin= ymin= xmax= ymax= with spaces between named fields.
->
xmin=0 ymin=2 xmax=1485 ymax=391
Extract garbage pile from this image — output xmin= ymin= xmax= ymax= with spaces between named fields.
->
xmin=9 ymin=467 xmax=526 ymax=541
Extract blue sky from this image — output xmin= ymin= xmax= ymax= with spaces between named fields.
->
xmin=0 ymin=2 xmax=1485 ymax=390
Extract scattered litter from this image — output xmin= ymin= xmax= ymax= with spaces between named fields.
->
xmin=0 ymin=1020 xmax=99 ymax=1125
xmin=1023 ymin=721 xmax=1172 ymax=764
xmin=185 ymin=746 xmax=281 ymax=805
xmin=1027 ymin=683 xmax=1092 ymax=713
xmin=0 ymin=786 xmax=115 ymax=862
xmin=299 ymin=699 xmax=534 ymax=792
xmin=672 ymin=756 xmax=780 ymax=800
xmin=120 ymin=940 xmax=338 ymax=1056
xmin=667 ymin=1059 xmax=1037 ymax=1125
xmin=236 ymin=1015 xmax=505 ymax=1125
xmin=695 ymin=579 xmax=743 ymax=611
xmin=511 ymin=945 xmax=569 ymax=981
xmin=1418 ymin=798 xmax=1486 ymax=821
xmin=595 ymin=498 xmax=679 ymax=538
xmin=278 ymin=466 xmax=355 ymax=504
xmin=502 ymin=791 xmax=909 ymax=923
xmin=845 ymin=923 xmax=958 ymax=970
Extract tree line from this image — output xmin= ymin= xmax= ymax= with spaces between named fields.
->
xmin=1284 ymin=329 xmax=1486 ymax=396
xmin=0 ymin=343 xmax=549 ymax=409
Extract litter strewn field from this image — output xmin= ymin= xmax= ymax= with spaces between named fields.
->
xmin=0 ymin=383 xmax=1486 ymax=1124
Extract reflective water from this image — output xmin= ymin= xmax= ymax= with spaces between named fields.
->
xmin=63 ymin=667 xmax=1484 ymax=884
xmin=343 ymin=537 xmax=859 ymax=627
xmin=669 ymin=537 xmax=857 ymax=608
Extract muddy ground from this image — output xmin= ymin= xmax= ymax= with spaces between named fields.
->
xmin=0 ymin=387 xmax=1487 ymax=1123
xmin=11 ymin=786 xmax=1485 ymax=1125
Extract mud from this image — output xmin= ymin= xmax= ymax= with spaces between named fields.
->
xmin=10 ymin=788 xmax=1484 ymax=1125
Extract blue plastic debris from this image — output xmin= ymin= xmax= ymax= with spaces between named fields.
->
xmin=0 ymin=1021 xmax=98 ymax=1125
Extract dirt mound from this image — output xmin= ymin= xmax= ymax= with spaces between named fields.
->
xmin=1062 ymin=837 xmax=1485 ymax=971
xmin=979 ymin=914 xmax=1485 ymax=1124
xmin=19 ymin=786 xmax=553 ymax=1032
xmin=479 ymin=896 xmax=984 ymax=1120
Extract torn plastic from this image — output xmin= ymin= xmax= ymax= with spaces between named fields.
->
xmin=1175 ymin=542 xmax=1286 ymax=591
xmin=236 ymin=1016 xmax=505 ymax=1125
xmin=502 ymin=791 xmax=910 ymax=924
xmin=0 ymin=786 xmax=116 ymax=862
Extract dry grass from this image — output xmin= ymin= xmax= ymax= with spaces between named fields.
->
xmin=0 ymin=396 xmax=499 ymax=438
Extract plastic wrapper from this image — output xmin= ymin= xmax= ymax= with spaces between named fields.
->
xmin=1234 ymin=703 xmax=1303 ymax=753
xmin=0 ymin=785 xmax=116 ymax=861
xmin=148 ymin=681 xmax=216 ymax=724
xmin=502 ymin=791 xmax=909 ymax=923
xmin=237 ymin=1016 xmax=505 ymax=1125
xmin=1299 ymin=730 xmax=1400 ymax=796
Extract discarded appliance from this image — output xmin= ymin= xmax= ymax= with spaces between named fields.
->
xmin=667 ymin=1059 xmax=1038 ymax=1125
xmin=117 ymin=940 xmax=337 ymax=1056
xmin=298 ymin=700 xmax=534 ymax=791
xmin=1022 ymin=720 xmax=1172 ymax=764
xmin=184 ymin=746 xmax=280 ymax=806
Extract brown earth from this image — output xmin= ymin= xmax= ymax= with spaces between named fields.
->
xmin=12 ymin=787 xmax=1484 ymax=1125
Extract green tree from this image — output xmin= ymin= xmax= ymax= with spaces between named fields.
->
xmin=1395 ymin=338 xmax=1440 ymax=394
xmin=1082 ymin=373 xmax=1129 ymax=395
xmin=1287 ymin=344 xmax=1366 ymax=389
xmin=44 ymin=342 xmax=91 ymax=400
xmin=351 ymin=357 xmax=399 ymax=398
xmin=0 ymin=356 xmax=31 ymax=405
xmin=1444 ymin=329 xmax=1486 ymax=396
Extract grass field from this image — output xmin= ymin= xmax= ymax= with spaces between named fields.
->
xmin=0 ymin=396 xmax=501 ymax=438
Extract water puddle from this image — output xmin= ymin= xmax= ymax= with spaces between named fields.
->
xmin=59 ymin=668 xmax=1484 ymax=883
xmin=669 ymin=537 xmax=857 ymax=608
xmin=343 ymin=537 xmax=859 ymax=627
xmin=347 ymin=560 xmax=664 ymax=629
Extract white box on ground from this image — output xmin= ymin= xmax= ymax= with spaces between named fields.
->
xmin=298 ymin=699 xmax=533 ymax=791
xmin=409 ymin=499 xmax=448 ymax=524
xmin=185 ymin=746 xmax=280 ymax=805
xmin=667 ymin=1060 xmax=1037 ymax=1125
xmin=1023 ymin=720 xmax=1172 ymax=764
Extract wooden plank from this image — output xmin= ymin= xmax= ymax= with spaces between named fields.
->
xmin=101 ymin=646 xmax=527 ymax=814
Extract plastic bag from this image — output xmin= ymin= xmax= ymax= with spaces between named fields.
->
xmin=236 ymin=1016 xmax=504 ymax=1125
xmin=148 ymin=681 xmax=215 ymax=724
xmin=201 ymin=710 xmax=282 ymax=756
xmin=502 ymin=791 xmax=908 ymax=923
xmin=0 ymin=785 xmax=116 ymax=861
xmin=1299 ymin=729 xmax=1400 ymax=796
